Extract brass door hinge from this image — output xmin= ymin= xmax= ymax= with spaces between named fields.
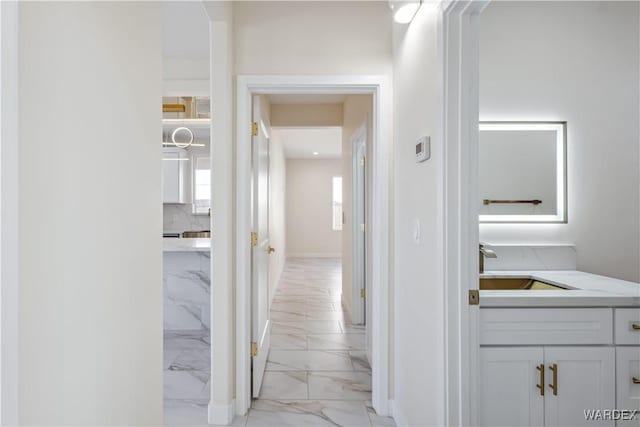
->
xmin=360 ymin=157 xmax=365 ymax=166
xmin=251 ymin=232 xmax=258 ymax=247
xmin=360 ymin=288 xmax=366 ymax=298
xmin=468 ymin=289 xmax=479 ymax=305
xmin=250 ymin=341 xmax=257 ymax=357
xmin=251 ymin=121 xmax=258 ymax=136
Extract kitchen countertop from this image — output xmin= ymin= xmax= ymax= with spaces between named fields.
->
xmin=163 ymin=237 xmax=210 ymax=252
xmin=480 ymin=270 xmax=640 ymax=307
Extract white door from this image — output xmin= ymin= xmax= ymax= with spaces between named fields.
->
xmin=616 ymin=347 xmax=640 ymax=427
xmin=251 ymin=95 xmax=271 ymax=398
xmin=544 ymin=347 xmax=615 ymax=427
xmin=479 ymin=347 xmax=545 ymax=427
xmin=351 ymin=125 xmax=366 ymax=325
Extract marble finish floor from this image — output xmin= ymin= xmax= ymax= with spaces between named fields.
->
xmin=163 ymin=330 xmax=211 ymax=425
xmin=243 ymin=257 xmax=395 ymax=427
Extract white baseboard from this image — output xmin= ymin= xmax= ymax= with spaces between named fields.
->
xmin=287 ymin=252 xmax=342 ymax=258
xmin=389 ymin=399 xmax=408 ymax=427
xmin=208 ymin=399 xmax=235 ymax=425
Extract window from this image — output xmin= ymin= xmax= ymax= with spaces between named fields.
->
xmin=332 ymin=176 xmax=343 ymax=231
xmin=193 ymin=156 xmax=211 ymax=215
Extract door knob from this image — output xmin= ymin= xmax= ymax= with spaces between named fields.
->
xmin=268 ymin=246 xmax=276 ymax=254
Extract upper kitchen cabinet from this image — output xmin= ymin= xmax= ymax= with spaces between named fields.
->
xmin=162 ymin=147 xmax=191 ymax=204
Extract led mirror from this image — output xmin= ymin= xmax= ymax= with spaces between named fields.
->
xmin=479 ymin=122 xmax=567 ymax=223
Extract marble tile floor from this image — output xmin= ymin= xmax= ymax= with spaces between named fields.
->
xmin=163 ymin=258 xmax=395 ymax=426
xmin=164 ymin=330 xmax=211 ymax=425
xmin=244 ymin=257 xmax=396 ymax=427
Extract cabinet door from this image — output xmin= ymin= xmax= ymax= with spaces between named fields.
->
xmin=163 ymin=150 xmax=181 ymax=203
xmin=162 ymin=148 xmax=191 ymax=204
xmin=544 ymin=347 xmax=615 ymax=427
xmin=616 ymin=347 xmax=640 ymax=427
xmin=479 ymin=347 xmax=544 ymax=427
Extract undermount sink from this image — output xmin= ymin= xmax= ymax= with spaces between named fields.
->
xmin=480 ymin=277 xmax=567 ymax=291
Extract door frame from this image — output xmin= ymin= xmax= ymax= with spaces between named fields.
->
xmin=236 ymin=75 xmax=391 ymax=416
xmin=0 ymin=1 xmax=19 ymax=424
xmin=350 ymin=122 xmax=367 ymax=326
xmin=441 ymin=1 xmax=489 ymax=426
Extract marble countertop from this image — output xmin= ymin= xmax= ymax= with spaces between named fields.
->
xmin=480 ymin=270 xmax=640 ymax=307
xmin=163 ymin=238 xmax=210 ymax=252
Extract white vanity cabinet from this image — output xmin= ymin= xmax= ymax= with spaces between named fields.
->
xmin=615 ymin=309 xmax=640 ymax=426
xmin=480 ymin=308 xmax=618 ymax=427
xmin=480 ymin=346 xmax=614 ymax=427
xmin=616 ymin=347 xmax=640 ymax=426
xmin=544 ymin=347 xmax=615 ymax=427
xmin=479 ymin=347 xmax=544 ymax=426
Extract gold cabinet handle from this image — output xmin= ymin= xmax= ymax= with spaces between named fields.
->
xmin=632 ymin=323 xmax=640 ymax=330
xmin=633 ymin=377 xmax=640 ymax=384
xmin=268 ymin=246 xmax=276 ymax=254
xmin=536 ymin=364 xmax=545 ymax=396
xmin=548 ymin=363 xmax=558 ymax=396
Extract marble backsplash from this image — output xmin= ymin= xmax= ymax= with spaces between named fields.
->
xmin=163 ymin=204 xmax=209 ymax=234
xmin=483 ymin=244 xmax=577 ymax=271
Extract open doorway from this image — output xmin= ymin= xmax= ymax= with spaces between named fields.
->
xmin=235 ymin=76 xmax=391 ymax=422
xmin=249 ymin=94 xmax=371 ymax=412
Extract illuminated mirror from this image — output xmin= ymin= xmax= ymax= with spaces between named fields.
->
xmin=479 ymin=121 xmax=567 ymax=223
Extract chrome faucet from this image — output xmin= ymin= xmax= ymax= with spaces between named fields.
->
xmin=479 ymin=243 xmax=497 ymax=274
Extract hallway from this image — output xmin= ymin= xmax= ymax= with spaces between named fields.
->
xmin=244 ymin=257 xmax=395 ymax=426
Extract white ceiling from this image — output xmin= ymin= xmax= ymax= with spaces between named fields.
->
xmin=272 ymin=127 xmax=342 ymax=159
xmin=268 ymin=94 xmax=347 ymax=105
xmin=162 ymin=2 xmax=210 ymax=59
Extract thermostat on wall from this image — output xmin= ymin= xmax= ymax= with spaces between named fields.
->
xmin=416 ymin=136 xmax=430 ymax=163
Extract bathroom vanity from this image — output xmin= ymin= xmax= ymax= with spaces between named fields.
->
xmin=475 ymin=120 xmax=639 ymax=426
xmin=479 ymin=270 xmax=640 ymax=427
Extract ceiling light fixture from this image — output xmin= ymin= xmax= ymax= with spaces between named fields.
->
xmin=389 ymin=0 xmax=422 ymax=24
xmin=313 ymin=152 xmax=319 ymax=156
xmin=171 ymin=126 xmax=194 ymax=149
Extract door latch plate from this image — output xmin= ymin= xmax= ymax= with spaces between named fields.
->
xmin=468 ymin=289 xmax=480 ymax=305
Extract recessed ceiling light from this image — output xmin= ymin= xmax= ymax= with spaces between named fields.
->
xmin=313 ymin=152 xmax=319 ymax=156
xmin=389 ymin=0 xmax=422 ymax=24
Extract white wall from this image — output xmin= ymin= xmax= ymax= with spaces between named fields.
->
xmin=286 ymin=159 xmax=342 ymax=257
xmin=18 ymin=2 xmax=162 ymax=424
xmin=0 ymin=1 xmax=19 ymax=424
xmin=392 ymin=3 xmax=446 ymax=425
xmin=479 ymin=1 xmax=640 ymax=282
xmin=269 ymin=129 xmax=287 ymax=302
xmin=271 ymin=104 xmax=343 ymax=127
xmin=233 ymin=1 xmax=392 ymax=76
xmin=205 ymin=1 xmax=235 ymax=422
